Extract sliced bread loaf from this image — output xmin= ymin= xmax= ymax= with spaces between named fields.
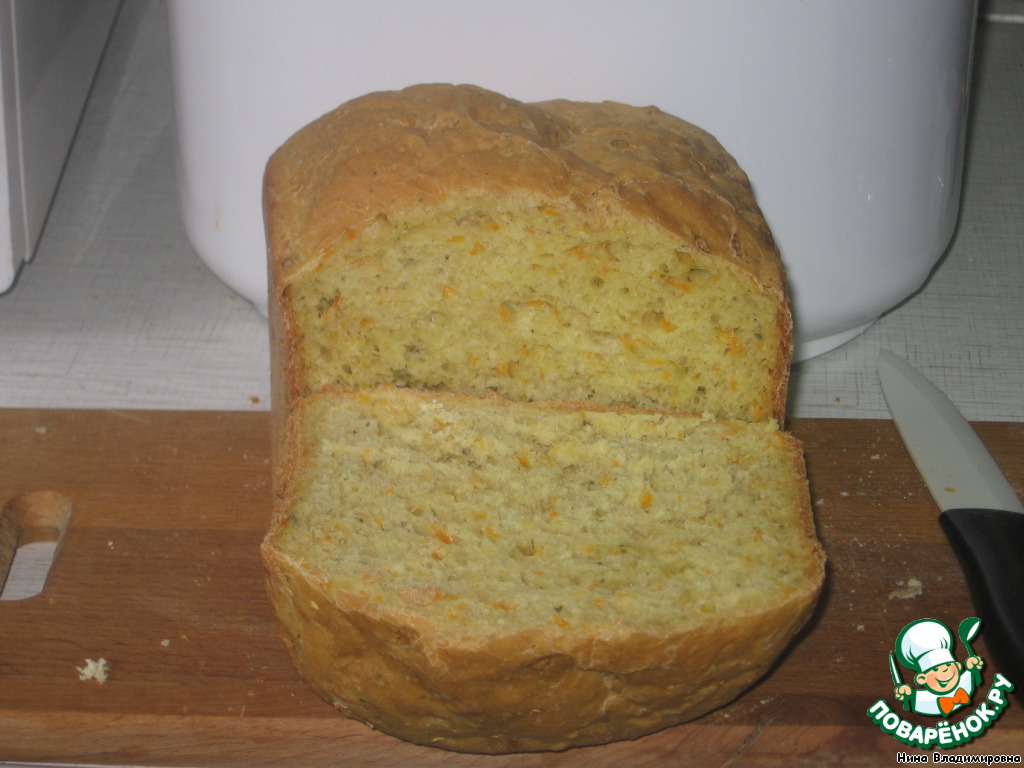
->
xmin=261 ymin=83 xmax=824 ymax=753
xmin=262 ymin=387 xmax=824 ymax=753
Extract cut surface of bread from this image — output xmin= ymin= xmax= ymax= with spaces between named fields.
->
xmin=262 ymin=387 xmax=824 ymax=752
xmin=265 ymin=84 xmax=791 ymax=423
xmin=285 ymin=196 xmax=781 ymax=421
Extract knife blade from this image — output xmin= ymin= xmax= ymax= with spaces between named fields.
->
xmin=878 ymin=349 xmax=1024 ymax=695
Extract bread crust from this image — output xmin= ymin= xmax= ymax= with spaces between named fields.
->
xmin=262 ymin=541 xmax=822 ymax=753
xmin=264 ymin=83 xmax=792 ymax=432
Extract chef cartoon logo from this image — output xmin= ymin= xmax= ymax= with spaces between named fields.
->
xmin=891 ymin=618 xmax=982 ymax=716
xmin=866 ymin=617 xmax=1016 ymax=750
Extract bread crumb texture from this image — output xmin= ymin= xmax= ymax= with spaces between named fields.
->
xmin=287 ymin=197 xmax=779 ymax=421
xmin=277 ymin=390 xmax=814 ymax=631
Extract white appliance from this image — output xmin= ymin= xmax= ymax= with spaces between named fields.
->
xmin=0 ymin=0 xmax=121 ymax=293
xmin=167 ymin=0 xmax=978 ymax=360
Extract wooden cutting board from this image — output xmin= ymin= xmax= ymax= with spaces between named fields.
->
xmin=1 ymin=410 xmax=1022 ymax=766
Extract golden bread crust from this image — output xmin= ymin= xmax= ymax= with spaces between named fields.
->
xmin=265 ymin=84 xmax=782 ymax=286
xmin=262 ymin=542 xmax=822 ymax=753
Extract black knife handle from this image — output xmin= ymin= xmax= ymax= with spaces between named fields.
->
xmin=940 ymin=507 xmax=1024 ymax=702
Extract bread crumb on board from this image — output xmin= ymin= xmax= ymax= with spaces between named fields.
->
xmin=888 ymin=578 xmax=923 ymax=600
xmin=77 ymin=658 xmax=109 ymax=683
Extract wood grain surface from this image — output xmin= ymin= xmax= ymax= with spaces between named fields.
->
xmin=1 ymin=409 xmax=1022 ymax=766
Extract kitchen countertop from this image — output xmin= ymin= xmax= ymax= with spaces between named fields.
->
xmin=0 ymin=0 xmax=1022 ymax=422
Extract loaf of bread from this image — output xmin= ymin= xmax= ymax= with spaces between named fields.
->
xmin=261 ymin=83 xmax=825 ymax=753
xmin=265 ymin=84 xmax=791 ymax=424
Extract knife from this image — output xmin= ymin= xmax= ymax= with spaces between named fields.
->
xmin=877 ymin=349 xmax=1024 ymax=696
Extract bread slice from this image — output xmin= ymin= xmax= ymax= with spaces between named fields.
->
xmin=262 ymin=387 xmax=823 ymax=753
xmin=265 ymin=83 xmax=792 ymax=425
